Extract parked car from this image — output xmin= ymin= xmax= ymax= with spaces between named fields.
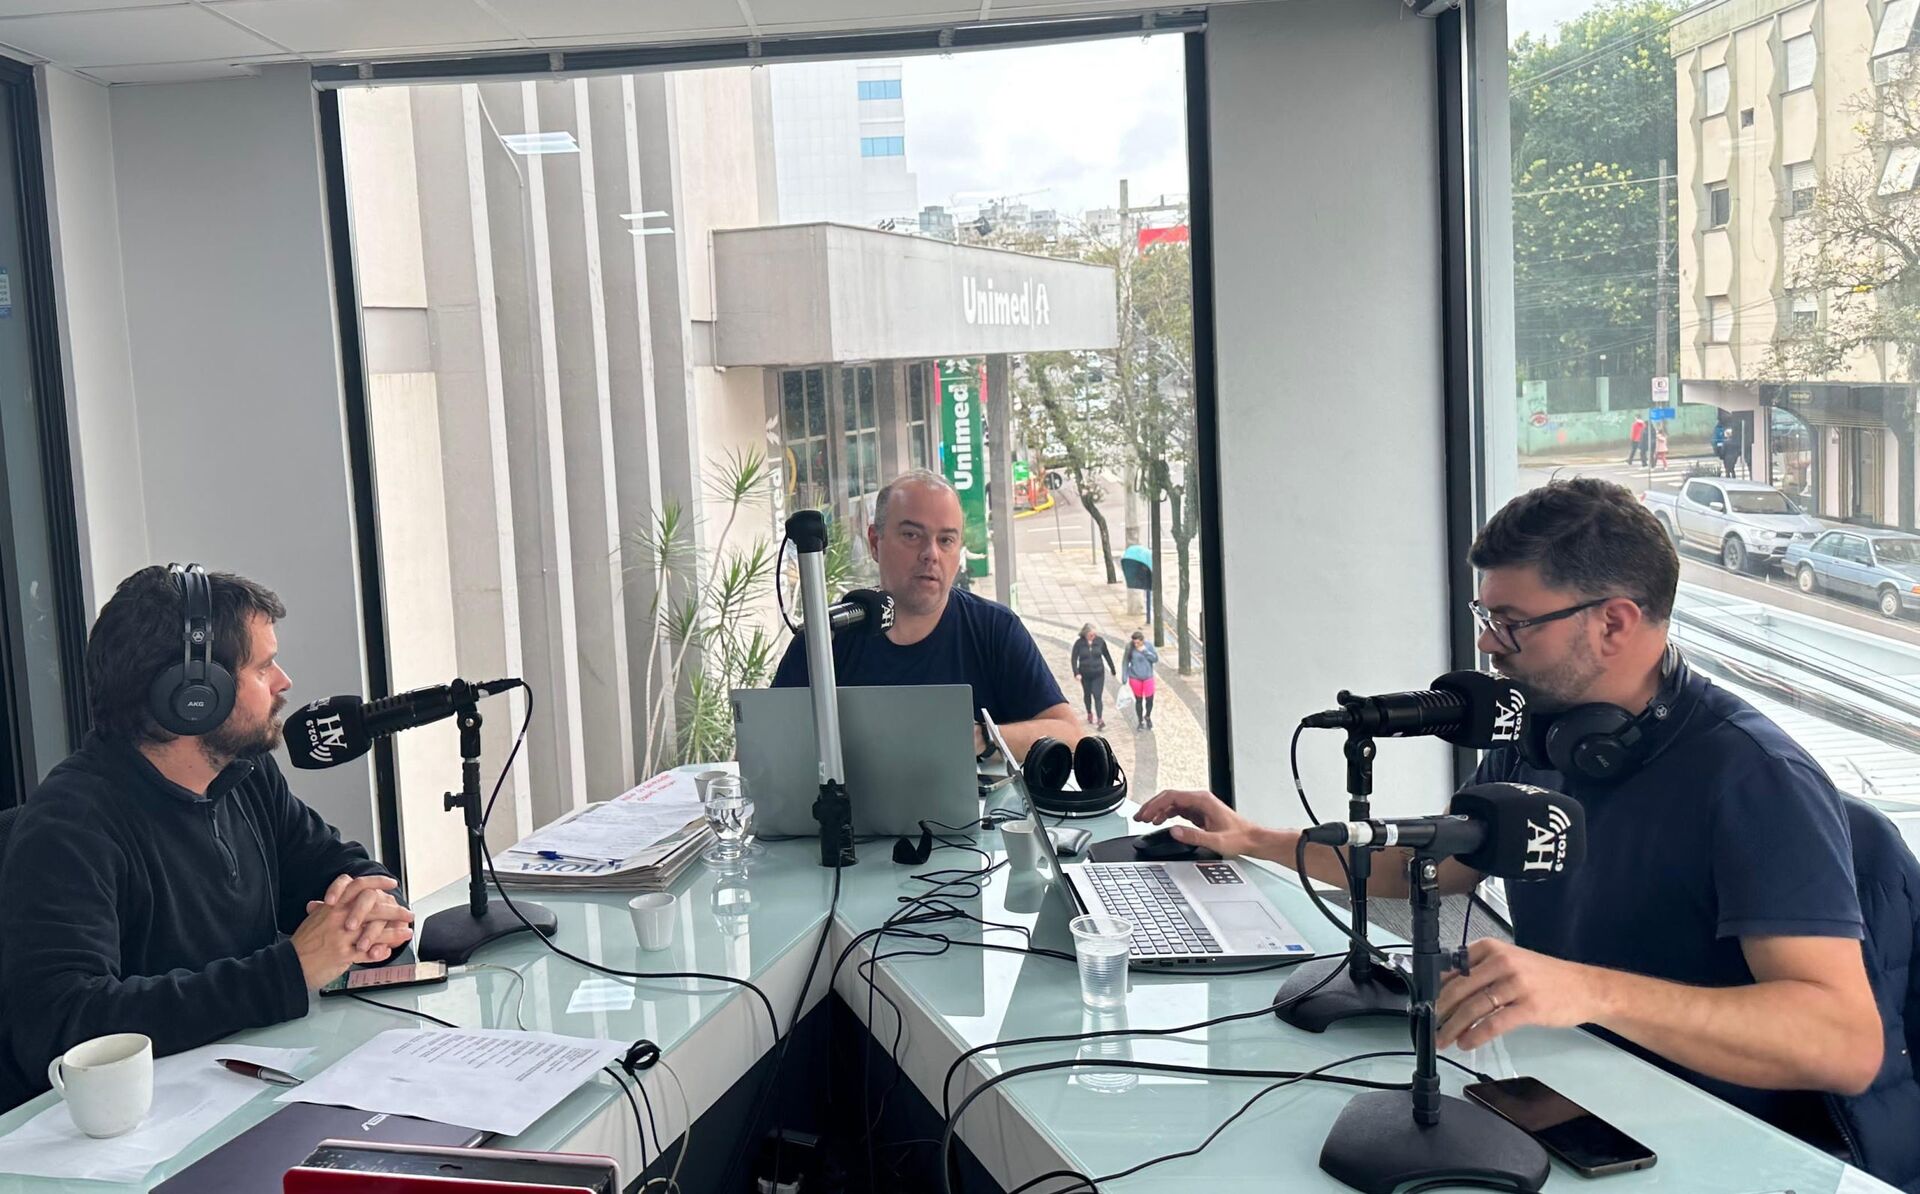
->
xmin=1782 ymin=528 xmax=1920 ymax=619
xmin=1641 ymin=479 xmax=1825 ymax=574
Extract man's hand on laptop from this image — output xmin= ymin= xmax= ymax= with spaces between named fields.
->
xmin=1138 ymin=789 xmax=1271 ymax=859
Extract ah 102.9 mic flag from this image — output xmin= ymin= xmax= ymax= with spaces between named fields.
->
xmin=1448 ymin=782 xmax=1584 ymax=881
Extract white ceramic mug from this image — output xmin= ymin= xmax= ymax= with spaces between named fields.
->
xmin=629 ymin=892 xmax=678 ymax=952
xmin=46 ymin=1033 xmax=152 ymax=1138
xmin=1000 ymin=817 xmax=1048 ymax=874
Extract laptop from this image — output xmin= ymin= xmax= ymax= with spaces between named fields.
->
xmin=732 ymin=684 xmax=979 ymax=837
xmin=154 ymin=1102 xmax=486 ymax=1194
xmin=985 ymin=726 xmax=1315 ymax=966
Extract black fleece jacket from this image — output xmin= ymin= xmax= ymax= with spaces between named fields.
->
xmin=0 ymin=732 xmax=391 ymax=1111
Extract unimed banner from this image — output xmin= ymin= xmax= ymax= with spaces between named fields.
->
xmin=938 ymin=358 xmax=990 ymax=578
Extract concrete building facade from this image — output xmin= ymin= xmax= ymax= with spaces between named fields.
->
xmin=1674 ymin=0 xmax=1920 ymax=527
xmin=768 ymin=60 xmax=918 ymax=226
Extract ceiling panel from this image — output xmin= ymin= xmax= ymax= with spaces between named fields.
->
xmin=481 ymin=0 xmax=750 ymax=41
xmin=0 ymin=0 xmax=176 ymax=16
xmin=754 ymin=0 xmax=984 ymax=28
xmin=80 ymin=60 xmax=264 ymax=84
xmin=210 ymin=0 xmax=526 ymax=55
xmin=0 ymin=5 xmax=280 ymax=67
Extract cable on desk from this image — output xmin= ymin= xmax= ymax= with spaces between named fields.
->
xmin=474 ymin=688 xmax=782 ymax=1046
xmin=1291 ymin=719 xmax=1352 ymax=889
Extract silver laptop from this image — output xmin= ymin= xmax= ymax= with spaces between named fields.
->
xmin=732 ymin=684 xmax=979 ymax=837
xmin=983 ymin=725 xmax=1315 ymax=966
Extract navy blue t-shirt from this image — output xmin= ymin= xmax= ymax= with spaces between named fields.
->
xmin=1475 ymin=667 xmax=1862 ymax=1133
xmin=770 ymin=587 xmax=1066 ymax=724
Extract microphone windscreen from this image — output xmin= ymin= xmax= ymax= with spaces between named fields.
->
xmin=282 ymin=696 xmax=373 ymax=770
xmin=839 ymin=589 xmax=896 ymax=636
xmin=1430 ymin=671 xmax=1532 ymax=750
xmin=1449 ymin=782 xmax=1584 ymax=881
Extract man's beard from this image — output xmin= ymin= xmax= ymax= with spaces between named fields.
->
xmin=1492 ymin=637 xmax=1606 ymax=715
xmin=200 ymin=698 xmax=285 ymax=763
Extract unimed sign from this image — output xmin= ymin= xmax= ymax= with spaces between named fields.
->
xmin=938 ymin=358 xmax=990 ymax=579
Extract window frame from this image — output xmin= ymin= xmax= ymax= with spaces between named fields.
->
xmin=1784 ymin=32 xmax=1816 ymax=93
xmin=1787 ymin=160 xmax=1817 ymax=214
xmin=1708 ymin=183 xmax=1731 ymax=228
xmin=1707 ymin=295 xmax=1733 ymax=343
xmin=1704 ymin=63 xmax=1730 ymax=115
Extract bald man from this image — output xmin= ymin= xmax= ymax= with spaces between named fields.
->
xmin=772 ymin=470 xmax=1080 ymax=761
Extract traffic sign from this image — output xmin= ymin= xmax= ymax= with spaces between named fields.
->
xmin=1649 ymin=406 xmax=1676 ymax=422
xmin=1013 ymin=460 xmax=1031 ymax=482
xmin=1651 ymin=377 xmax=1671 ymax=404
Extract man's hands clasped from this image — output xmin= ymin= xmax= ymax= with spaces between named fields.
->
xmin=291 ymin=873 xmax=414 ymax=990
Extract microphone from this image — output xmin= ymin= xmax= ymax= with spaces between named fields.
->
xmin=1301 ymin=782 xmax=1583 ymax=881
xmin=1302 ymin=671 xmax=1531 ymax=750
xmin=824 ymin=589 xmax=895 ymax=637
xmin=283 ymin=677 xmax=522 ymax=770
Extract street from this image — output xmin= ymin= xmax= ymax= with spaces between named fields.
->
xmin=1517 ymin=456 xmax=1920 ymax=649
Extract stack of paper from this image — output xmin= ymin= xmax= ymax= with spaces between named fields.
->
xmin=493 ymin=768 xmax=716 ymax=891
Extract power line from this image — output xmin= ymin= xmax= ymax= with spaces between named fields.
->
xmin=1512 ymin=173 xmax=1675 ymax=199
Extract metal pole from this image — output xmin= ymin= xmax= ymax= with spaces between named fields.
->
xmin=1654 ymin=158 xmax=1669 ymax=489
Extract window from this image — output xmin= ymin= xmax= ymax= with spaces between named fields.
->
xmin=1708 ymin=184 xmax=1731 ymax=227
xmin=781 ymin=368 xmax=833 ymax=513
xmin=1876 ymin=0 xmax=1919 ymax=58
xmin=857 ymin=79 xmax=902 ymax=100
xmin=1708 ymin=295 xmax=1732 ymax=341
xmin=1785 ymin=34 xmax=1816 ymax=91
xmin=840 ymin=365 xmax=880 ymax=501
xmin=1790 ymin=290 xmax=1817 ymax=333
xmin=1729 ymin=488 xmax=1799 ymax=514
xmin=1704 ymin=64 xmax=1730 ymax=115
xmin=1741 ymin=107 xmax=1755 ymax=127
xmin=1877 ymin=538 xmax=1920 ymax=565
xmin=860 ymin=136 xmax=905 ymax=157
xmin=1882 ymin=144 xmax=1920 ymax=194
xmin=1686 ymin=480 xmax=1724 ymax=507
xmin=1787 ymin=160 xmax=1816 ymax=214
xmin=1812 ymin=531 xmax=1842 ymax=557
xmin=906 ymin=361 xmax=931 ymax=471
xmin=1840 ymin=535 xmax=1872 ymax=564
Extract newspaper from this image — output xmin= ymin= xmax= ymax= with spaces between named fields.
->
xmin=493 ymin=767 xmax=719 ymax=891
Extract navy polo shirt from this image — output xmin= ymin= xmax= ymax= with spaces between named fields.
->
xmin=771 ymin=586 xmax=1067 ymax=725
xmin=1475 ymin=666 xmax=1863 ymax=1132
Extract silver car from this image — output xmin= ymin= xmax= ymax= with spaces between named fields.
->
xmin=1642 ymin=479 xmax=1826 ymax=573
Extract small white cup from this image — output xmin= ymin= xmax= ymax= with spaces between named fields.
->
xmin=1000 ymin=817 xmax=1048 ymax=874
xmin=46 ymin=1033 xmax=152 ymax=1138
xmin=629 ymin=892 xmax=678 ymax=952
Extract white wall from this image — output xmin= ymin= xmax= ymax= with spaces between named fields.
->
xmin=1208 ymin=1 xmax=1453 ymax=823
xmin=39 ymin=66 xmax=144 ymax=612
xmin=94 ymin=66 xmax=378 ymax=850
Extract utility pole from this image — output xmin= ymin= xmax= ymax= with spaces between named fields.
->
xmin=1115 ymin=178 xmax=1188 ymax=628
xmin=1653 ymin=158 xmax=1670 ymax=486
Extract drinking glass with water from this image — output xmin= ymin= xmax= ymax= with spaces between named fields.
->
xmin=1069 ymin=914 xmax=1133 ymax=1010
xmin=701 ymin=776 xmax=763 ymax=866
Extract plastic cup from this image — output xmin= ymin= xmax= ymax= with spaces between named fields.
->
xmin=628 ymin=892 xmax=678 ymax=952
xmin=1069 ymin=914 xmax=1133 ymax=1009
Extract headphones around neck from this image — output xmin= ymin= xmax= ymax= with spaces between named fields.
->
xmin=147 ymin=563 xmax=236 ymax=737
xmin=1518 ymin=647 xmax=1694 ymax=784
xmin=1023 ymin=734 xmax=1128 ymax=818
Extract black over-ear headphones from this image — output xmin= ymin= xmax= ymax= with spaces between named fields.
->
xmin=147 ymin=563 xmax=237 ymax=737
xmin=1024 ymin=735 xmax=1128 ymax=818
xmin=1519 ymin=648 xmax=1694 ymax=784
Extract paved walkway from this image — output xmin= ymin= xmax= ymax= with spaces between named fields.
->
xmin=1002 ymin=540 xmax=1215 ymax=800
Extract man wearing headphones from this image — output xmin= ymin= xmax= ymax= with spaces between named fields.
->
xmin=772 ymin=469 xmax=1080 ymax=762
xmin=0 ymin=565 xmax=412 ymax=1113
xmin=1142 ymin=479 xmax=1888 ymax=1150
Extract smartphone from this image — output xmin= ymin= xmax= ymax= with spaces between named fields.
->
xmin=1464 ymin=1077 xmax=1656 ymax=1177
xmin=319 ymin=960 xmax=449 ymax=997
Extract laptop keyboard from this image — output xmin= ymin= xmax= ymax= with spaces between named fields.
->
xmin=1084 ymin=863 xmax=1222 ymax=956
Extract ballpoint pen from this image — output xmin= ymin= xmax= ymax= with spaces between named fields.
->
xmin=216 ymin=1058 xmax=303 ymax=1086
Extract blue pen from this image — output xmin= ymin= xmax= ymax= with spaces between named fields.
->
xmin=538 ymin=850 xmax=566 ymax=860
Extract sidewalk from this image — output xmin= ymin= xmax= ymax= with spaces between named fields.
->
xmin=1007 ymin=541 xmax=1214 ymax=800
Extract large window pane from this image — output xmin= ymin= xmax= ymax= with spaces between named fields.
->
xmin=1494 ymin=0 xmax=1920 ymax=836
xmin=339 ymin=34 xmax=1214 ymax=886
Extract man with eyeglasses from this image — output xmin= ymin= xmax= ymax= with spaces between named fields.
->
xmin=1143 ymin=479 xmax=1903 ymax=1169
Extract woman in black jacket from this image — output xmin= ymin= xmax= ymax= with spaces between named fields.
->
xmin=1070 ymin=622 xmax=1116 ymax=730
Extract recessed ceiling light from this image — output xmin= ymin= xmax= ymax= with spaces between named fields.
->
xmin=500 ymin=131 xmax=579 ymax=155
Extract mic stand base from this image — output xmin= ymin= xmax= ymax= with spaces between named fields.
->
xmin=1273 ymin=953 xmax=1410 ymax=1032
xmin=418 ymin=901 xmax=558 ymax=967
xmin=1319 ymin=1090 xmax=1547 ymax=1194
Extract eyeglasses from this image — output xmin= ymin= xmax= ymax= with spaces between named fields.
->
xmin=1469 ymin=596 xmax=1618 ymax=655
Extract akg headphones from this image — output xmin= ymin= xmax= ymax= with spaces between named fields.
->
xmin=147 ymin=563 xmax=236 ymax=737
xmin=1023 ymin=734 xmax=1128 ymax=818
xmin=1519 ymin=647 xmax=1694 ymax=784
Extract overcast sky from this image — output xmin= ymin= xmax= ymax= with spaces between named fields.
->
xmin=1507 ymin=0 xmax=1604 ymax=43
xmin=895 ymin=34 xmax=1188 ymax=219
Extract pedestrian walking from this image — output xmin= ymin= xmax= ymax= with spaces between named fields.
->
xmin=1626 ymin=413 xmax=1648 ymax=465
xmin=1653 ymin=423 xmax=1669 ymax=469
xmin=1721 ymin=422 xmax=1743 ymax=478
xmin=1070 ymin=622 xmax=1116 ymax=730
xmin=1122 ymin=631 xmax=1159 ymax=730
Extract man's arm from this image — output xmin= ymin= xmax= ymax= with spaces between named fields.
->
xmin=994 ymin=702 xmax=1085 ymax=761
xmin=1435 ymin=935 xmax=1882 ymax=1095
xmin=257 ymin=757 xmax=402 ymax=953
xmin=0 ymin=802 xmax=312 ymax=1081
